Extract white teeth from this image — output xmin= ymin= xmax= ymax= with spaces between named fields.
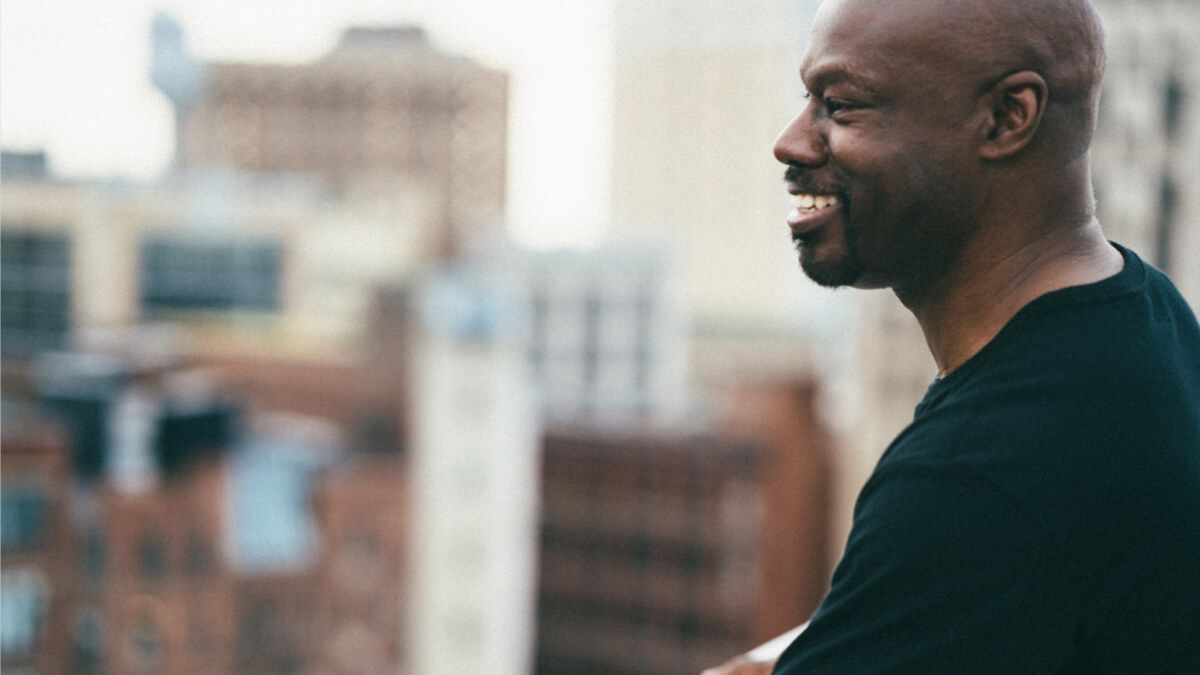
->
xmin=791 ymin=193 xmax=839 ymax=211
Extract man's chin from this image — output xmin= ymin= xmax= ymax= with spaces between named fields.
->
xmin=799 ymin=249 xmax=863 ymax=289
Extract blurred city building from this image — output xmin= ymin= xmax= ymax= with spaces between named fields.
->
xmin=517 ymin=245 xmax=689 ymax=425
xmin=610 ymin=0 xmax=819 ymax=338
xmin=363 ymin=242 xmax=692 ymax=427
xmin=605 ymin=0 xmax=899 ymax=567
xmin=0 ymin=245 xmax=831 ymax=675
xmin=1 ymin=407 xmax=73 ymax=675
xmin=3 ymin=17 xmax=511 ymax=386
xmin=535 ymin=381 xmax=832 ymax=675
xmin=0 ymin=340 xmax=413 ymax=674
xmin=1091 ymin=0 xmax=1200 ymax=309
xmin=607 ymin=0 xmax=863 ymax=574
xmin=406 ymin=265 xmax=540 ymax=675
xmin=154 ymin=16 xmax=507 ymax=244
xmin=311 ymin=452 xmax=409 ymax=674
xmin=2 ymin=349 xmax=242 ymax=673
xmin=0 ymin=152 xmax=437 ymax=367
xmin=1 ymin=18 xmax=518 ymax=673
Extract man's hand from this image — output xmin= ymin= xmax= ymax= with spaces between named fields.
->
xmin=699 ymin=652 xmax=776 ymax=674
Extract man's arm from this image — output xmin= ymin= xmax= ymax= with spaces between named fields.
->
xmin=701 ymin=623 xmax=808 ymax=675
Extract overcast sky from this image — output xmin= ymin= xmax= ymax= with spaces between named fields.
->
xmin=0 ymin=0 xmax=613 ymax=247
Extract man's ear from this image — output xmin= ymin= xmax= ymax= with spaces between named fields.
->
xmin=980 ymin=71 xmax=1048 ymax=160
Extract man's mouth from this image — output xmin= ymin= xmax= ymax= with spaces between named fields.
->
xmin=787 ymin=192 xmax=841 ymax=229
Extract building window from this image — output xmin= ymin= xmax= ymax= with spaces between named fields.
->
xmin=189 ymin=610 xmax=216 ymax=654
xmin=0 ymin=569 xmax=49 ymax=659
xmin=139 ymin=237 xmax=280 ymax=314
xmin=1164 ymin=69 xmax=1184 ymax=138
xmin=581 ymin=291 xmax=603 ymax=390
xmin=0 ymin=484 xmax=48 ymax=553
xmin=634 ymin=293 xmax=655 ymax=390
xmin=137 ymin=534 xmax=169 ymax=580
xmin=185 ymin=531 xmax=213 ymax=576
xmin=237 ymin=600 xmax=284 ymax=650
xmin=72 ymin=607 xmax=105 ymax=674
xmin=1155 ymin=175 xmax=1178 ymax=275
xmin=81 ymin=528 xmax=107 ymax=583
xmin=0 ymin=230 xmax=71 ymax=357
xmin=126 ymin=611 xmax=165 ymax=673
xmin=230 ymin=438 xmax=322 ymax=572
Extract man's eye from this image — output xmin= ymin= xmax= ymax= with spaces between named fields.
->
xmin=825 ymin=99 xmax=859 ymax=115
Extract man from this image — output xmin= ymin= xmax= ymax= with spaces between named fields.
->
xmin=705 ymin=0 xmax=1200 ymax=672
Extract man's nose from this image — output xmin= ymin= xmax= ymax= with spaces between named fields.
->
xmin=773 ymin=106 xmax=826 ymax=167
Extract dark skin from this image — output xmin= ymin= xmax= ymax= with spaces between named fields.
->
xmin=707 ymin=0 xmax=1119 ymax=671
xmin=775 ymin=0 xmax=1121 ymax=377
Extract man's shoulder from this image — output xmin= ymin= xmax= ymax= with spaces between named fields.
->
xmin=894 ymin=307 xmax=1198 ymax=495
xmin=931 ymin=253 xmax=1200 ymax=441
xmin=1026 ymin=248 xmax=1200 ymax=390
xmin=877 ymin=262 xmax=1200 ymax=561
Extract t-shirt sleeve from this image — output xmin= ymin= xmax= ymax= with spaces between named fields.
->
xmin=773 ymin=460 xmax=1078 ymax=674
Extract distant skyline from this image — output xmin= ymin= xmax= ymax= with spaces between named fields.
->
xmin=0 ymin=0 xmax=613 ymax=248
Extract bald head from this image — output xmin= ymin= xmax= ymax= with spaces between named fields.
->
xmin=958 ymin=0 xmax=1104 ymax=96
xmin=950 ymin=0 xmax=1106 ymax=157
xmin=811 ymin=0 xmax=1106 ymax=158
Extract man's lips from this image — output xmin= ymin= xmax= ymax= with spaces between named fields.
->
xmin=786 ymin=191 xmax=843 ymax=236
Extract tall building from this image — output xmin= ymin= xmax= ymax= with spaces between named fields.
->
xmin=96 ymin=457 xmax=238 ymax=674
xmin=1091 ymin=0 xmax=1200 ymax=309
xmin=605 ymin=1 xmax=855 ymax=561
xmin=156 ymin=20 xmax=508 ymax=240
xmin=535 ymin=381 xmax=833 ymax=675
xmin=311 ymin=454 xmax=410 ymax=674
xmin=406 ymin=266 xmax=541 ymax=675
xmin=610 ymin=0 xmax=824 ymax=337
xmin=516 ymin=245 xmax=689 ymax=425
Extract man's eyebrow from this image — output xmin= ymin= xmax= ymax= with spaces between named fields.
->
xmin=802 ymin=65 xmax=879 ymax=95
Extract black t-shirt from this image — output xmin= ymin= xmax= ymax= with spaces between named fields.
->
xmin=774 ymin=243 xmax=1200 ymax=673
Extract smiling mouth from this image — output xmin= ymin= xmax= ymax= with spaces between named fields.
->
xmin=787 ymin=192 xmax=842 ymax=231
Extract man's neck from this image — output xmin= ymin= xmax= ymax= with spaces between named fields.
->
xmin=898 ymin=218 xmax=1123 ymax=379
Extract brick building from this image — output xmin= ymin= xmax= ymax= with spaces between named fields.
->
xmin=0 ymin=411 xmax=73 ymax=674
xmin=312 ymin=455 xmax=410 ymax=674
xmin=535 ymin=381 xmax=833 ymax=675
xmin=93 ymin=458 xmax=236 ymax=675
xmin=0 ymin=345 xmax=416 ymax=675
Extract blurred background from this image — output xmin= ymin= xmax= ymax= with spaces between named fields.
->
xmin=1 ymin=0 xmax=1196 ymax=673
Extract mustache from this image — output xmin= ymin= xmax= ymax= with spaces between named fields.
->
xmin=783 ymin=164 xmax=845 ymax=196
